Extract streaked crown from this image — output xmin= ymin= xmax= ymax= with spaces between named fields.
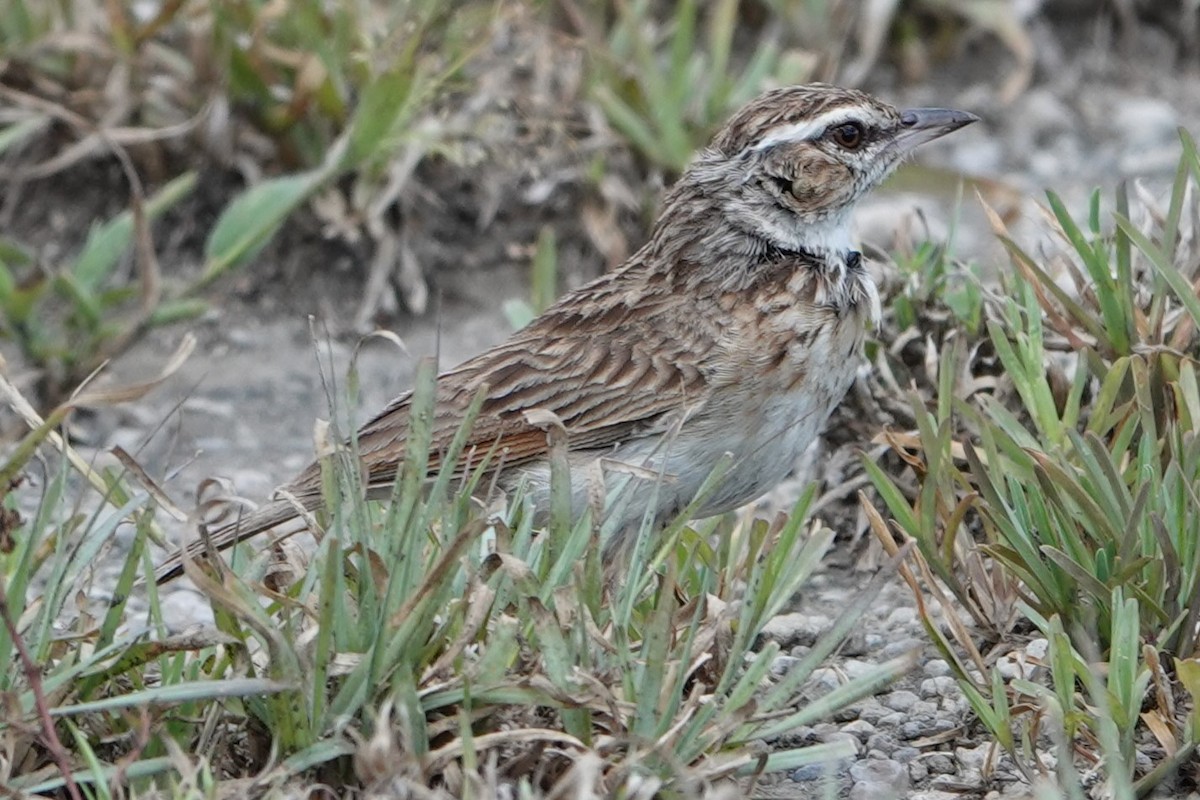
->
xmin=710 ymin=84 xmax=898 ymax=158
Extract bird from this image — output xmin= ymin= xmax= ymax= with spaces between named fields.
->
xmin=155 ymin=83 xmax=977 ymax=583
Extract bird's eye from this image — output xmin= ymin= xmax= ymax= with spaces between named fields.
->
xmin=830 ymin=122 xmax=865 ymax=150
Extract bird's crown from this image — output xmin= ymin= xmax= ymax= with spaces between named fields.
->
xmin=710 ymin=83 xmax=900 ymax=158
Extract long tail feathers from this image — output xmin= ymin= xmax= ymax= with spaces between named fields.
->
xmin=153 ymin=497 xmax=314 ymax=585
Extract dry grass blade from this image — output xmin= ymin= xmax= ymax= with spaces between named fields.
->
xmin=0 ymin=334 xmax=194 ymax=515
xmin=861 ymin=491 xmax=988 ymax=676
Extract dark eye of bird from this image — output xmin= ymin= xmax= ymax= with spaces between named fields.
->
xmin=830 ymin=122 xmax=865 ymax=150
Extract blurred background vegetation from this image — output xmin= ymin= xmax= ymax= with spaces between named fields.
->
xmin=2 ymin=0 xmax=1200 ymax=798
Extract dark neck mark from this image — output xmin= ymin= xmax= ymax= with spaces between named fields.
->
xmin=760 ymin=240 xmax=863 ymax=273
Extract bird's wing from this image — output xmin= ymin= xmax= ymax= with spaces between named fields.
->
xmin=351 ymin=307 xmax=711 ymax=491
xmin=155 ymin=281 xmax=715 ymax=585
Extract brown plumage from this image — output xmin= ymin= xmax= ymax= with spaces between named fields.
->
xmin=155 ymin=84 xmax=976 ymax=583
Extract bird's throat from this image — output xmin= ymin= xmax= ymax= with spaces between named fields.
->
xmin=792 ymin=212 xmax=855 ymax=266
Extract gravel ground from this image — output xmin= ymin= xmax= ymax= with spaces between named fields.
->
xmin=6 ymin=8 xmax=1200 ymax=798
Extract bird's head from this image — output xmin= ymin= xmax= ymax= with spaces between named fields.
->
xmin=682 ymin=84 xmax=977 ymax=262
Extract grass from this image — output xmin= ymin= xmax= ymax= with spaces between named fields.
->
xmin=1 ymin=356 xmax=905 ymax=796
xmin=0 ymin=0 xmax=477 ymax=408
xmin=3 ymin=1 xmax=1200 ymax=797
xmin=864 ymin=134 xmax=1200 ymax=795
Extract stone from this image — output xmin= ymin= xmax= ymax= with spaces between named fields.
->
xmin=842 ymin=658 xmax=878 ymax=680
xmin=866 ymin=732 xmax=899 ymax=755
xmin=926 ymin=753 xmax=956 ymax=774
xmin=956 ymin=742 xmax=991 ymax=784
xmin=1111 ymin=95 xmax=1179 ymax=149
xmin=1014 ymin=87 xmax=1073 ymax=142
xmin=805 ymin=667 xmax=841 ymax=694
xmin=791 ymin=763 xmax=828 ymax=782
xmin=760 ymin=612 xmax=829 ymax=648
xmin=924 ymin=659 xmax=952 ymax=677
xmin=885 ymin=606 xmax=917 ymax=628
xmin=941 ymin=695 xmax=967 ymax=714
xmin=857 ymin=700 xmax=889 ymax=725
xmin=818 ymin=730 xmax=863 ymax=756
xmin=842 ymin=631 xmax=870 ymax=657
xmin=920 ymin=676 xmax=960 ymax=700
xmin=994 ymin=653 xmax=1023 ymax=680
xmin=849 ymin=781 xmax=898 ymax=800
xmin=770 ymin=655 xmax=800 ymax=677
xmin=910 ymin=700 xmax=939 ymax=717
xmin=841 ymin=719 xmax=877 ymax=741
xmin=833 ymin=704 xmax=861 ymax=723
xmin=159 ymin=591 xmax=216 ymax=632
xmin=949 ymin=135 xmax=1004 ymax=175
xmin=883 ymin=690 xmax=921 ymax=712
xmin=1025 ymin=638 xmax=1049 ymax=660
xmin=850 ymin=758 xmax=909 ymax=792
xmin=881 ymin=637 xmax=923 ymax=659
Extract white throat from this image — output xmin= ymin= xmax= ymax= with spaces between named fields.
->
xmin=798 ymin=212 xmax=855 ymax=260
xmin=760 ymin=209 xmax=855 ymax=263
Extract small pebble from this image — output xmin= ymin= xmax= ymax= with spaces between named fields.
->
xmin=1111 ymin=95 xmax=1179 ymax=148
xmin=841 ymin=631 xmax=870 ymax=656
xmin=920 ymin=676 xmax=959 ymax=699
xmin=159 ymin=591 xmax=216 ymax=632
xmin=784 ymin=725 xmax=816 ymax=745
xmin=940 ymin=695 xmax=966 ymax=714
xmin=805 ymin=667 xmax=841 ymax=693
xmin=866 ymin=732 xmax=899 ymax=754
xmin=818 ymin=731 xmax=863 ymax=756
xmin=926 ymin=753 xmax=956 ymax=774
xmin=924 ymin=659 xmax=951 ymax=678
xmin=857 ymin=700 xmax=889 ymax=725
xmin=850 ymin=758 xmax=909 ymax=792
xmin=791 ymin=763 xmax=826 ymax=782
xmin=842 ymin=658 xmax=877 ymax=679
xmin=834 ymin=705 xmax=861 ymax=723
xmin=761 ymin=611 xmax=829 ymax=648
xmin=956 ymin=742 xmax=991 ymax=781
xmin=994 ymin=653 xmax=1022 ymax=680
xmin=910 ymin=700 xmax=939 ymax=716
xmin=900 ymin=715 xmax=955 ymax=740
xmin=881 ymin=637 xmax=923 ymax=659
xmin=841 ymin=719 xmax=876 ymax=741
xmin=1026 ymin=638 xmax=1049 ymax=660
xmin=1014 ymin=87 xmax=1073 ymax=142
xmin=770 ymin=655 xmax=799 ymax=677
xmin=883 ymin=690 xmax=921 ymax=712
xmin=849 ymin=780 xmax=896 ymax=800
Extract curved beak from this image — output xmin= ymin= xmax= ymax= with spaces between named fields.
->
xmin=893 ymin=107 xmax=979 ymax=152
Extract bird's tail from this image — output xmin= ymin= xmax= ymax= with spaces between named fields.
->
xmin=153 ymin=497 xmax=315 ymax=585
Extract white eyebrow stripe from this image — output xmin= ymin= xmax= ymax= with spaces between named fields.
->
xmin=752 ymin=108 xmax=858 ymax=151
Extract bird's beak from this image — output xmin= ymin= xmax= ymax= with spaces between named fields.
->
xmin=892 ymin=108 xmax=979 ymax=152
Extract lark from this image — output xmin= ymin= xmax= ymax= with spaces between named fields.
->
xmin=156 ymin=84 xmax=976 ymax=582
